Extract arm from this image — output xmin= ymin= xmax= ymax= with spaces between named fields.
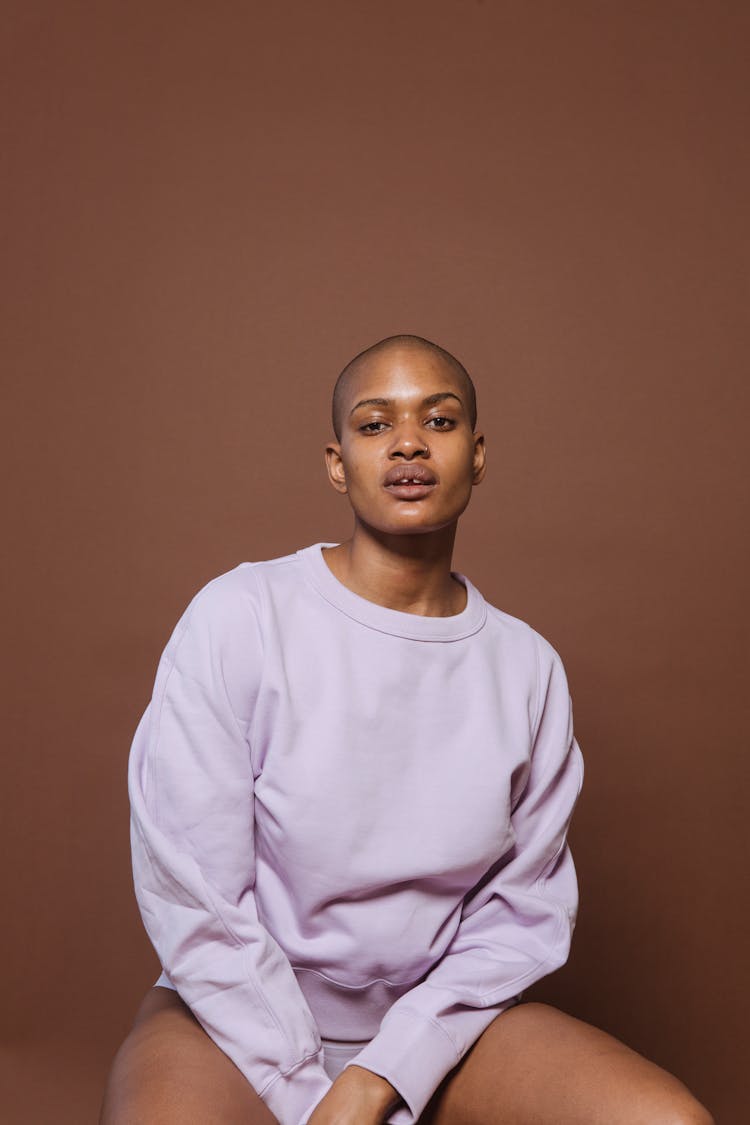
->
xmin=339 ymin=634 xmax=585 ymax=1125
xmin=127 ymin=570 xmax=332 ymax=1125
xmin=307 ymin=1066 xmax=402 ymax=1125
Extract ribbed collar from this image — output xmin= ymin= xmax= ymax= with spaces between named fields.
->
xmin=297 ymin=542 xmax=487 ymax=642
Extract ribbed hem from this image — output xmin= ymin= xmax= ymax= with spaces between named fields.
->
xmin=293 ymin=964 xmax=418 ymax=1039
xmin=261 ymin=1049 xmax=332 ymax=1125
xmin=340 ymin=1009 xmax=459 ymax=1124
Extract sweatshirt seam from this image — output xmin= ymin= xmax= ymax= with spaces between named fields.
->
xmin=240 ymin=943 xmax=317 ymax=1068
xmin=509 ymin=631 xmax=544 ymax=815
xmin=292 ymin=963 xmax=425 ymax=990
xmin=150 ymin=574 xmax=254 ymax=828
xmin=136 ymin=821 xmax=311 ymax=1071
xmin=150 ymin=608 xmax=195 ymax=829
xmin=233 ymin=570 xmax=318 ymax=1066
xmin=440 ymin=895 xmax=568 ymax=1003
xmin=523 ymin=641 xmax=579 ymax=808
xmin=499 ymin=902 xmax=568 ymax=995
xmin=242 ymin=563 xmax=268 ymax=775
xmin=383 ymin=1006 xmax=461 ymax=1062
xmin=305 ymin=576 xmax=485 ymax=642
xmin=537 ymin=746 xmax=584 ymax=890
xmin=258 ymin=1045 xmax=324 ymax=1093
xmin=144 ymin=572 xmax=307 ymax=1070
xmin=530 ymin=631 xmax=544 ymax=741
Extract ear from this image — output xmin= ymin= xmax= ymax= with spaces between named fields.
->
xmin=324 ymin=441 xmax=348 ymax=494
xmin=471 ymin=431 xmax=487 ymax=484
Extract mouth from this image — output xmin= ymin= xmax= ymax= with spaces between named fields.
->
xmin=383 ymin=466 xmax=437 ymax=499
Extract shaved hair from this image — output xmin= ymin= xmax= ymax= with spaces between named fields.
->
xmin=331 ymin=334 xmax=477 ymax=442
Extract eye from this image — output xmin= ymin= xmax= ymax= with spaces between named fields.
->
xmin=359 ymin=420 xmax=388 ymax=434
xmin=426 ymin=415 xmax=456 ymax=430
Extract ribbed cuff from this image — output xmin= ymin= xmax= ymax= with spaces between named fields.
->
xmin=261 ymin=1049 xmax=332 ymax=1125
xmin=340 ymin=1009 xmax=460 ymax=1124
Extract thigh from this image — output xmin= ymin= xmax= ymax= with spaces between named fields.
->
xmin=418 ymin=1002 xmax=713 ymax=1125
xmin=99 ymin=985 xmax=277 ymax=1125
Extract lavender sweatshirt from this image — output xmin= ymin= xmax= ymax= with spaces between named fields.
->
xmin=128 ymin=542 xmax=584 ymax=1125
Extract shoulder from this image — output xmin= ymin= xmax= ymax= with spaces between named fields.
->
xmin=480 ymin=597 xmax=572 ymax=724
xmin=154 ymin=560 xmax=283 ymax=720
xmin=180 ymin=548 xmax=300 ymax=627
xmin=176 ymin=562 xmax=261 ymax=634
xmin=482 ymin=598 xmax=564 ymax=671
xmin=168 ymin=548 xmax=311 ymax=656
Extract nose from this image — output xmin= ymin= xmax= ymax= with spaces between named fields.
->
xmin=388 ymin=420 xmax=429 ymax=459
xmin=386 ymin=423 xmax=427 ymax=459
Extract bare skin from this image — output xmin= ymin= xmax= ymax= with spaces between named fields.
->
xmin=102 ymin=339 xmax=714 ymax=1123
xmin=99 ymin=986 xmax=276 ymax=1124
xmin=100 ymin=986 xmax=713 ymax=1124
xmin=322 ymin=342 xmax=487 ymax=620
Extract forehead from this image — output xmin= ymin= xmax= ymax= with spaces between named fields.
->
xmin=345 ymin=347 xmax=467 ymax=408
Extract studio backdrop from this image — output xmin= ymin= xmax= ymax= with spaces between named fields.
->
xmin=2 ymin=3 xmax=747 ymax=1121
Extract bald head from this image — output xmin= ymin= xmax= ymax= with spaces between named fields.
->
xmin=331 ymin=334 xmax=477 ymax=442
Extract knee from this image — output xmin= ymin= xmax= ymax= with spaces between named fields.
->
xmin=658 ymin=1096 xmax=714 ymax=1125
xmin=681 ymin=1108 xmax=714 ymax=1125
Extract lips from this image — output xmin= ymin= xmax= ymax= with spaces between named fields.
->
xmin=383 ymin=464 xmax=437 ymax=486
xmin=383 ymin=463 xmax=437 ymax=501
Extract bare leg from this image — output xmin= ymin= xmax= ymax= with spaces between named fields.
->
xmin=99 ymin=985 xmax=278 ymax=1124
xmin=418 ymin=1002 xmax=713 ymax=1125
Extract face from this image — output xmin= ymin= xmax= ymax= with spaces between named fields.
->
xmin=325 ymin=347 xmax=486 ymax=537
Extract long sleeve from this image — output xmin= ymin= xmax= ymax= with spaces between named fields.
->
xmin=342 ymin=635 xmax=585 ymax=1125
xmin=127 ymin=571 xmax=332 ymax=1125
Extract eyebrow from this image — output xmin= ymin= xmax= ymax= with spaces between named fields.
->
xmin=349 ymin=391 xmax=464 ymax=416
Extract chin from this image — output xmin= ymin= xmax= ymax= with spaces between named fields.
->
xmin=363 ymin=512 xmax=461 ymax=537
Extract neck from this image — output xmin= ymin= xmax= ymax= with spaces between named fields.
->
xmin=321 ymin=522 xmax=466 ymax=617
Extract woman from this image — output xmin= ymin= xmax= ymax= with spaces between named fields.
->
xmin=100 ymin=335 xmax=712 ymax=1124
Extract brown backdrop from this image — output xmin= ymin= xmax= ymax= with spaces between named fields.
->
xmin=2 ymin=3 xmax=747 ymax=1121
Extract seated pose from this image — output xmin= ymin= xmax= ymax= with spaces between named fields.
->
xmin=100 ymin=335 xmax=713 ymax=1124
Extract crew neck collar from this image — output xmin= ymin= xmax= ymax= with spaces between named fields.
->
xmin=297 ymin=542 xmax=487 ymax=641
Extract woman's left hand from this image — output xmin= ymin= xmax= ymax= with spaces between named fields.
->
xmin=307 ymin=1064 xmax=402 ymax=1125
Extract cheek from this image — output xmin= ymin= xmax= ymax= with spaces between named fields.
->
xmin=443 ymin=455 xmax=475 ymax=491
xmin=341 ymin=474 xmax=379 ymax=511
xmin=345 ymin=454 xmax=382 ymax=493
